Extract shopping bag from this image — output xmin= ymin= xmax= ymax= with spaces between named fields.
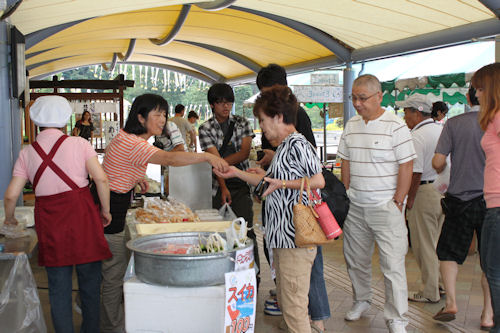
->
xmin=219 ymin=203 xmax=237 ymax=221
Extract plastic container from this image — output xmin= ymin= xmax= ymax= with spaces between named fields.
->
xmin=124 ymin=277 xmax=225 ymax=333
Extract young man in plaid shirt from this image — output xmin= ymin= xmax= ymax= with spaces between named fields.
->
xmin=198 ymin=83 xmax=260 ymax=274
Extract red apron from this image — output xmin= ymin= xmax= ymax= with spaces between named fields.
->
xmin=32 ymin=135 xmax=112 ymax=267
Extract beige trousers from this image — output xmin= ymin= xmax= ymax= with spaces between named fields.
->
xmin=274 ymin=247 xmax=317 ymax=333
xmin=343 ymin=200 xmax=409 ymax=324
xmin=100 ymin=232 xmax=128 ymax=333
xmin=407 ymin=184 xmax=444 ymax=301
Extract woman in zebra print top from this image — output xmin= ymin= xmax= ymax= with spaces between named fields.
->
xmin=215 ymin=85 xmax=324 ymax=333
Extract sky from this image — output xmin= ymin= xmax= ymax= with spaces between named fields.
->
xmin=288 ymin=41 xmax=495 ymax=85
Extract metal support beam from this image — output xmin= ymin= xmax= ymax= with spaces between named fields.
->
xmin=343 ymin=63 xmax=356 ymax=122
xmin=178 ymin=40 xmax=261 ymax=72
xmin=479 ymin=0 xmax=500 ymax=19
xmin=147 ymin=54 xmax=225 ymax=82
xmin=150 ymin=4 xmax=191 ymax=46
xmin=496 ymin=35 xmax=500 ymax=62
xmin=352 ymin=18 xmax=500 ymax=63
xmin=118 ymin=39 xmax=136 ymax=62
xmin=196 ymin=0 xmax=237 ymax=11
xmin=0 ymin=22 xmax=22 ymax=201
xmin=25 ymin=19 xmax=90 ymax=49
xmin=126 ymin=62 xmax=216 ymax=84
xmin=102 ymin=52 xmax=118 ymax=72
xmin=226 ymin=55 xmax=344 ymax=86
xmin=232 ymin=6 xmax=352 ymax=62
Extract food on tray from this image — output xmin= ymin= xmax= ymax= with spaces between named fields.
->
xmin=152 ymin=231 xmax=246 ymax=255
xmin=134 ymin=197 xmax=199 ymax=224
xmin=153 ymin=243 xmax=194 ymax=254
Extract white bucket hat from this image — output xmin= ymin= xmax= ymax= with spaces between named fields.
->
xmin=395 ymin=93 xmax=434 ymax=114
xmin=30 ymin=95 xmax=72 ymax=127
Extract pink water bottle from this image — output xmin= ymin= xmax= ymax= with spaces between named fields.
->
xmin=311 ymin=191 xmax=343 ymax=239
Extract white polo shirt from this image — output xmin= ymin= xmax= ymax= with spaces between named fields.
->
xmin=338 ymin=110 xmax=416 ymax=207
xmin=410 ymin=118 xmax=442 ymax=181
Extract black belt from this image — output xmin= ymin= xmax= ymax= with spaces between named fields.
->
xmin=420 ymin=180 xmax=434 ymax=185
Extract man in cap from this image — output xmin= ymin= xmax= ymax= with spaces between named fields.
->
xmin=338 ymin=74 xmax=416 ymax=333
xmin=431 ymin=87 xmax=493 ymax=328
xmin=3 ymin=95 xmax=112 ymax=332
xmin=397 ymin=93 xmax=444 ymax=304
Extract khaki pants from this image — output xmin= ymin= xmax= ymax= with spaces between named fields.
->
xmin=274 ymin=247 xmax=317 ymax=333
xmin=343 ymin=201 xmax=409 ymax=324
xmin=101 ymin=232 xmax=128 ymax=333
xmin=407 ymin=184 xmax=444 ymax=301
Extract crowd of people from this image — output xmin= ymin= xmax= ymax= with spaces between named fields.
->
xmin=2 ymin=62 xmax=499 ymax=333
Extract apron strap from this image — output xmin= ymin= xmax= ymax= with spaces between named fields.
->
xmin=31 ymin=135 xmax=79 ymax=191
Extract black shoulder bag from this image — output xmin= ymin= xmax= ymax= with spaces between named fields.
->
xmin=218 ymin=121 xmax=236 ymax=157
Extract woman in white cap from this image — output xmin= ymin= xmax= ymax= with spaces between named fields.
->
xmin=2 ymin=95 xmax=112 ymax=333
xmin=100 ymin=93 xmax=228 ymax=332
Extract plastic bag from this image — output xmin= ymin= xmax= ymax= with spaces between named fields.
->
xmin=218 ymin=203 xmax=237 ymax=221
xmin=434 ymin=163 xmax=450 ymax=194
xmin=0 ymin=223 xmax=31 ymax=239
xmin=123 ymin=253 xmax=135 ymax=282
xmin=0 ymin=254 xmax=47 ymax=332
xmin=225 ymin=218 xmax=248 ymax=249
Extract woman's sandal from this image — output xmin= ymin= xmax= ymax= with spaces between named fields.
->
xmin=433 ymin=307 xmax=456 ymax=322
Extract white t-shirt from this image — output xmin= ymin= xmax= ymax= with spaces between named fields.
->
xmin=338 ymin=110 xmax=416 ymax=206
xmin=410 ymin=118 xmax=442 ymax=181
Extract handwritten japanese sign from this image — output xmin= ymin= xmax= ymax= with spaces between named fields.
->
xmin=224 ymin=268 xmax=256 ymax=333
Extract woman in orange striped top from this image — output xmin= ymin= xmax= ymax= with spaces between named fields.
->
xmin=100 ymin=94 xmax=228 ymax=332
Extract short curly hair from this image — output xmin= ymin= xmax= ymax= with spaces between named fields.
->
xmin=253 ymin=85 xmax=297 ymax=125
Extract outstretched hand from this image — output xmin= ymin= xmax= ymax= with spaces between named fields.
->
xmin=247 ymin=167 xmax=265 ymax=175
xmin=207 ymin=154 xmax=229 ymax=173
xmin=214 ymin=166 xmax=239 ymax=179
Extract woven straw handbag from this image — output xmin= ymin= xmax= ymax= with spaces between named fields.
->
xmin=293 ymin=177 xmax=331 ymax=247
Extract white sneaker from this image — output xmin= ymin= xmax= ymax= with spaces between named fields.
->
xmin=388 ymin=320 xmax=407 ymax=333
xmin=344 ymin=301 xmax=370 ymax=321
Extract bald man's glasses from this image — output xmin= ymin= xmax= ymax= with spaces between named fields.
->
xmin=349 ymin=92 xmax=378 ymax=103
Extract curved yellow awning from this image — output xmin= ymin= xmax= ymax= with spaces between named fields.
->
xmin=12 ymin=0 xmax=499 ymax=83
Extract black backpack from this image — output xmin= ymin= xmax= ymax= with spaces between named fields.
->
xmin=321 ymin=167 xmax=350 ymax=228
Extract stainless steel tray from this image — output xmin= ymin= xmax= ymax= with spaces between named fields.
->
xmin=127 ymin=232 xmax=252 ymax=287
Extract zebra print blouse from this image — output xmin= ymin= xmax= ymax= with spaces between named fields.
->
xmin=264 ymin=132 xmax=322 ymax=248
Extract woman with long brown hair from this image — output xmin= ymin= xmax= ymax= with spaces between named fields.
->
xmin=472 ymin=62 xmax=500 ymax=332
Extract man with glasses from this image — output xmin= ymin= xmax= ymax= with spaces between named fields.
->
xmin=338 ymin=74 xmax=416 ymax=333
xmin=198 ymin=83 xmax=259 ymax=274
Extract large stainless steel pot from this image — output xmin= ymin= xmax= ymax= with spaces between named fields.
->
xmin=126 ymin=232 xmax=253 ymax=287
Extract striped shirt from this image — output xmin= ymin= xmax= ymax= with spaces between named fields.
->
xmin=264 ymin=133 xmax=322 ymax=248
xmin=103 ymin=129 xmax=160 ymax=193
xmin=338 ymin=110 xmax=416 ymax=207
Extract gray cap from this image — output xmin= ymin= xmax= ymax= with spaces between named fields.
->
xmin=395 ymin=93 xmax=434 ymax=113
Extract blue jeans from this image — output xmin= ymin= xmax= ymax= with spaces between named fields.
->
xmin=308 ymin=246 xmax=331 ymax=320
xmin=481 ymin=207 xmax=500 ymax=333
xmin=46 ymin=261 xmax=102 ymax=333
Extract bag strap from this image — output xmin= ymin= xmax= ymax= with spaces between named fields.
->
xmin=297 ymin=177 xmax=313 ymax=205
xmin=218 ymin=120 xmax=236 ymax=156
